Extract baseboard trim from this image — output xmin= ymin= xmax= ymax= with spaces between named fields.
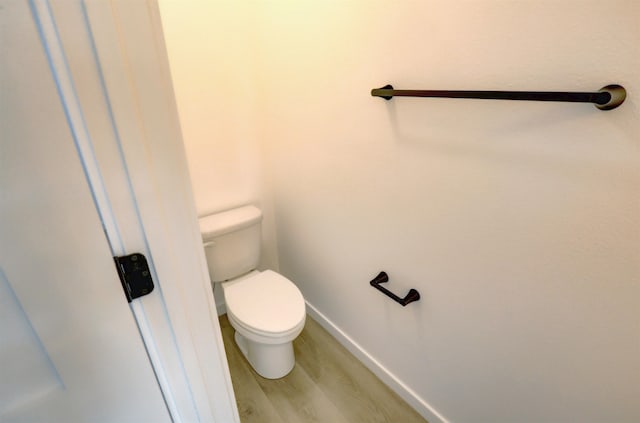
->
xmin=305 ymin=301 xmax=449 ymax=423
xmin=212 ymin=285 xmax=227 ymax=316
xmin=215 ymin=298 xmax=226 ymax=316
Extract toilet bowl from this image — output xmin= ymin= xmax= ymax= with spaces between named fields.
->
xmin=222 ymin=270 xmax=305 ymax=379
xmin=200 ymin=206 xmax=306 ymax=379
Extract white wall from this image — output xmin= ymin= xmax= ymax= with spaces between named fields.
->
xmin=159 ymin=1 xmax=278 ymax=272
xmin=160 ymin=1 xmax=640 ymax=422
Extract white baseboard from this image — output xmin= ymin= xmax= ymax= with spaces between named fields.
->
xmin=215 ymin=298 xmax=226 ymax=316
xmin=212 ymin=285 xmax=227 ymax=316
xmin=305 ymin=301 xmax=449 ymax=423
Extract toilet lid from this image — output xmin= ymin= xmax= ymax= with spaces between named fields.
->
xmin=224 ymin=270 xmax=305 ymax=335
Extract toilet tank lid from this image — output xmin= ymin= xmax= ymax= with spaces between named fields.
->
xmin=199 ymin=205 xmax=262 ymax=239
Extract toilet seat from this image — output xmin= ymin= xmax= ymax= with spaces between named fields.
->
xmin=227 ymin=309 xmax=305 ymax=346
xmin=223 ymin=270 xmax=306 ymax=337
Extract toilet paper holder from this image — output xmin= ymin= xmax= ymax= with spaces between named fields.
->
xmin=369 ymin=271 xmax=420 ymax=307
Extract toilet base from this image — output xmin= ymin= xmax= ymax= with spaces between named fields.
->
xmin=234 ymin=331 xmax=295 ymax=379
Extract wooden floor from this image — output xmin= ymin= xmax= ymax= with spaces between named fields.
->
xmin=219 ymin=314 xmax=428 ymax=423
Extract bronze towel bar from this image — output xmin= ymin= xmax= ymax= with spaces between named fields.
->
xmin=371 ymin=84 xmax=626 ymax=110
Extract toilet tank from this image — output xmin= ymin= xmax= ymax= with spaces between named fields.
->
xmin=199 ymin=205 xmax=262 ymax=283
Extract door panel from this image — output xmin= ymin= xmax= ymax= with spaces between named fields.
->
xmin=0 ymin=269 xmax=61 ymax=413
xmin=0 ymin=1 xmax=170 ymax=421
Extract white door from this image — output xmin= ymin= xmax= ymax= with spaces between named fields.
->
xmin=0 ymin=1 xmax=171 ymax=421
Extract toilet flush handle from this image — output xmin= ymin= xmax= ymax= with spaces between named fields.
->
xmin=203 ymin=241 xmax=215 ymax=248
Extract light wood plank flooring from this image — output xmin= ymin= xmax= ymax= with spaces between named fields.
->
xmin=219 ymin=314 xmax=428 ymax=423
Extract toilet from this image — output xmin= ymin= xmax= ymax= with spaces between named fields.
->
xmin=199 ymin=205 xmax=306 ymax=379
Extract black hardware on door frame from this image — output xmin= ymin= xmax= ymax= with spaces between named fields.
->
xmin=370 ymin=271 xmax=420 ymax=306
xmin=371 ymin=84 xmax=627 ymax=110
xmin=114 ymin=253 xmax=155 ymax=302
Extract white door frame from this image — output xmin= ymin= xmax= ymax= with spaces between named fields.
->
xmin=32 ymin=1 xmax=239 ymax=421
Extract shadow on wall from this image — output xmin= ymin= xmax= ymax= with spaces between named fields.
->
xmin=381 ymin=95 xmax=637 ymax=189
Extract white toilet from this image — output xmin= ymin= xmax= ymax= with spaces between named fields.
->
xmin=199 ymin=205 xmax=306 ymax=379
